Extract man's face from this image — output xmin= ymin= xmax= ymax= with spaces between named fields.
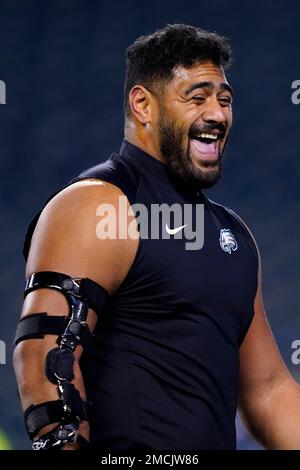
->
xmin=156 ymin=60 xmax=233 ymax=188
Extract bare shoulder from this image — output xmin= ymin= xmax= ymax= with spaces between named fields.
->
xmin=26 ymin=178 xmax=139 ymax=294
xmin=39 ymin=178 xmax=124 ymax=219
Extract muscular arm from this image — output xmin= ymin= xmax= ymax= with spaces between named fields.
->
xmin=239 ymin=251 xmax=300 ymax=449
xmin=13 ymin=179 xmax=138 ymax=448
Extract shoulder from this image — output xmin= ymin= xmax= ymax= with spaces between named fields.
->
xmin=26 ymin=179 xmax=139 ymax=291
xmin=23 ymin=153 xmax=141 ymax=260
xmin=38 ymin=179 xmax=123 ymax=226
xmin=31 ymin=177 xmax=136 ymax=249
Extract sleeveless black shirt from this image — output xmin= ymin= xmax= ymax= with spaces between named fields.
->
xmin=24 ymin=140 xmax=258 ymax=450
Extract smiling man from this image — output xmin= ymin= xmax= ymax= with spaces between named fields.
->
xmin=14 ymin=24 xmax=300 ymax=451
xmin=154 ymin=63 xmax=232 ymax=187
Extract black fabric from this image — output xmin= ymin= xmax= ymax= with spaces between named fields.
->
xmin=79 ymin=278 xmax=108 ymax=317
xmin=25 ymin=398 xmax=89 ymax=440
xmin=24 ymin=400 xmax=65 ymax=439
xmin=23 ymin=139 xmax=259 ymax=450
xmin=14 ymin=313 xmax=67 ymax=345
xmin=14 ymin=313 xmax=91 ymax=348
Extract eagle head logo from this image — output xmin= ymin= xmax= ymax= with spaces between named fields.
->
xmin=219 ymin=228 xmax=238 ymax=254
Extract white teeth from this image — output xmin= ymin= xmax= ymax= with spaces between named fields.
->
xmin=198 ymin=133 xmax=218 ymax=140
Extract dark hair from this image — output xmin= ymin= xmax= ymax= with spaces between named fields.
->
xmin=124 ymin=24 xmax=232 ymax=117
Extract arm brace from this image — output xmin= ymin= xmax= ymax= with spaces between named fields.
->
xmin=15 ymin=271 xmax=108 ymax=449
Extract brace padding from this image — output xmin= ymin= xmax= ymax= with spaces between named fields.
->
xmin=45 ymin=347 xmax=74 ymax=384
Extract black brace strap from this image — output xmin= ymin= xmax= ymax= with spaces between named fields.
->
xmin=24 ymin=271 xmax=108 ymax=317
xmin=20 ymin=271 xmax=105 ymax=442
xmin=14 ymin=313 xmax=91 ymax=347
xmin=24 ymin=399 xmax=88 ymax=439
xmin=14 ymin=313 xmax=66 ymax=345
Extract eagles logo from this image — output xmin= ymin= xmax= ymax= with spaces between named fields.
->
xmin=219 ymin=228 xmax=238 ymax=254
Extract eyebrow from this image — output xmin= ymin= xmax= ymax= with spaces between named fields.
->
xmin=185 ymin=81 xmax=234 ymax=97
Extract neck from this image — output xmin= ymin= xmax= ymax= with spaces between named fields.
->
xmin=124 ymin=120 xmax=165 ymax=164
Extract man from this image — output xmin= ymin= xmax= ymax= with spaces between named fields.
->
xmin=13 ymin=24 xmax=300 ymax=451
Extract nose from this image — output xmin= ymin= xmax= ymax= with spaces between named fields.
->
xmin=202 ymin=97 xmax=227 ymax=125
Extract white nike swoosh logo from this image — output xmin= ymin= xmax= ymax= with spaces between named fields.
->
xmin=165 ymin=223 xmax=187 ymax=235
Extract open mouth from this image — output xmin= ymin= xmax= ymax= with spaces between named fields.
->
xmin=189 ymin=132 xmax=224 ymax=161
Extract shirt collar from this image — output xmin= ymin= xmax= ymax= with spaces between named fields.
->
xmin=119 ymin=139 xmax=203 ymax=201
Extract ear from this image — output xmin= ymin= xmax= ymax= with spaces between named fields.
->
xmin=128 ymin=85 xmax=154 ymax=125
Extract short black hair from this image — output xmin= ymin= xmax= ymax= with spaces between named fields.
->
xmin=124 ymin=24 xmax=232 ymax=117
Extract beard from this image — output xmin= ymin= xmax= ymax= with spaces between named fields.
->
xmin=158 ymin=111 xmax=228 ymax=189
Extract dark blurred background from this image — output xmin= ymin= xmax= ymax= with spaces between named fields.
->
xmin=0 ymin=0 xmax=299 ymax=450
